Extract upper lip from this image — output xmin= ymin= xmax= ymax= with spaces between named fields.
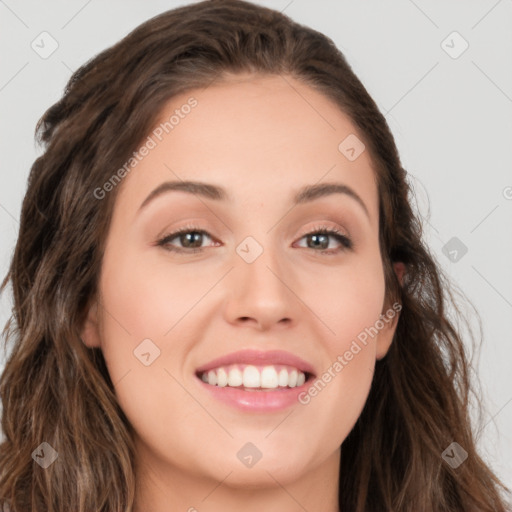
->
xmin=195 ymin=349 xmax=316 ymax=376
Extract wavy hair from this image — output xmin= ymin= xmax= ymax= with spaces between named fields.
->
xmin=1 ymin=1 xmax=510 ymax=510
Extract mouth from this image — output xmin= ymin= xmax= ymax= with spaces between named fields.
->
xmin=193 ymin=349 xmax=317 ymax=410
xmin=195 ymin=363 xmax=315 ymax=391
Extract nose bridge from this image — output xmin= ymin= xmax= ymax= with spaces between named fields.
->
xmin=224 ymin=233 xmax=298 ymax=328
xmin=237 ymin=233 xmax=288 ymax=298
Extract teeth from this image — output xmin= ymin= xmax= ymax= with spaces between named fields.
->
xmin=199 ymin=364 xmax=308 ymax=389
xmin=227 ymin=367 xmax=243 ymax=387
xmin=243 ymin=366 xmax=260 ymax=388
xmin=207 ymin=370 xmax=217 ymax=385
xmin=260 ymin=366 xmax=279 ymax=388
xmin=217 ymin=367 xmax=228 ymax=387
xmin=278 ymin=368 xmax=288 ymax=387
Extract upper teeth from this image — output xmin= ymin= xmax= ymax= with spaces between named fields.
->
xmin=200 ymin=364 xmax=307 ymax=389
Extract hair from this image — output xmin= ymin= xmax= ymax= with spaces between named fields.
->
xmin=0 ymin=1 xmax=510 ymax=510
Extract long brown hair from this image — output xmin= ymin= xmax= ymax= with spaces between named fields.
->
xmin=1 ymin=1 xmax=510 ymax=510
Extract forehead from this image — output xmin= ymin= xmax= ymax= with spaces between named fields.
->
xmin=114 ymin=74 xmax=379 ymax=224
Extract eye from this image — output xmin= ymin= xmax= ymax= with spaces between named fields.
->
xmin=295 ymin=226 xmax=353 ymax=254
xmin=156 ymin=225 xmax=217 ymax=254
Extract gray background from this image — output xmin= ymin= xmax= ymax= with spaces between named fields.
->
xmin=1 ymin=0 xmax=511 ymax=489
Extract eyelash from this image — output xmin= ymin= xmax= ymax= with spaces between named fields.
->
xmin=155 ymin=224 xmax=353 ymax=255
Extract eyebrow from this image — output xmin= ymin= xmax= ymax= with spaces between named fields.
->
xmin=138 ymin=180 xmax=370 ymax=218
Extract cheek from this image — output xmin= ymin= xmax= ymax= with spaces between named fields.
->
xmin=96 ymin=247 xmax=208 ymax=451
xmin=300 ymin=250 xmax=386 ymax=345
xmin=298 ymin=253 xmax=385 ymax=434
xmin=96 ymin=241 xmax=217 ymax=396
xmin=100 ymin=247 xmax=212 ymax=339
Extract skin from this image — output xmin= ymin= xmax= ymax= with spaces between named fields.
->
xmin=82 ymin=74 xmax=404 ymax=512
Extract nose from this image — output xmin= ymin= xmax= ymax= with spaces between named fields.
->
xmin=223 ymin=245 xmax=299 ymax=331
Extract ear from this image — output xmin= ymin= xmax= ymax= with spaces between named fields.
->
xmin=80 ymin=299 xmax=102 ymax=348
xmin=394 ymin=261 xmax=406 ymax=285
xmin=375 ymin=262 xmax=405 ymax=360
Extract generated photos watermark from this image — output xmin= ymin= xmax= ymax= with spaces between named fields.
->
xmin=93 ymin=97 xmax=198 ymax=200
xmin=298 ymin=302 xmax=402 ymax=405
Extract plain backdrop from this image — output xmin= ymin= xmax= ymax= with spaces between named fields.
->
xmin=1 ymin=0 xmax=511 ymax=490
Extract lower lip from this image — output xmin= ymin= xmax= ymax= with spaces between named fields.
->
xmin=195 ymin=376 xmax=312 ymax=412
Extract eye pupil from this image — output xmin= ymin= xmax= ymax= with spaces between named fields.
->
xmin=181 ymin=232 xmax=203 ymax=248
xmin=308 ymin=234 xmax=328 ymax=250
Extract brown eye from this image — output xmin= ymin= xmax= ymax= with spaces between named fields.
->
xmin=157 ymin=228 xmax=214 ymax=253
xmin=175 ymin=231 xmax=205 ymax=249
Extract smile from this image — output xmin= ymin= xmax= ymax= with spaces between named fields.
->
xmin=197 ymin=364 xmax=310 ymax=390
xmin=194 ymin=349 xmax=317 ymax=411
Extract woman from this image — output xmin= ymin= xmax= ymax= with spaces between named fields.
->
xmin=0 ymin=1 xmax=510 ymax=510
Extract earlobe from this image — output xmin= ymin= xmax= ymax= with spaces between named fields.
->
xmin=375 ymin=307 xmax=400 ymax=360
xmin=80 ymin=300 xmax=102 ymax=348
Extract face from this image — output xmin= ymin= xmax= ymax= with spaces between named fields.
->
xmin=82 ymin=74 xmax=402 ymax=496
